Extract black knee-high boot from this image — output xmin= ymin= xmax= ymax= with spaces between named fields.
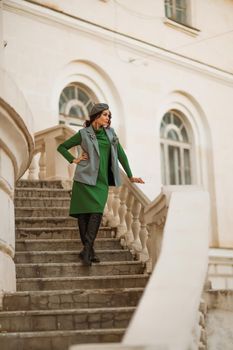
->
xmin=77 ymin=214 xmax=90 ymax=246
xmin=77 ymin=213 xmax=102 ymax=265
xmin=85 ymin=213 xmax=103 ymax=264
xmin=77 ymin=214 xmax=91 ymax=265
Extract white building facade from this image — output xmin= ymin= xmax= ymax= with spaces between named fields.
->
xmin=1 ymin=0 xmax=233 ymax=265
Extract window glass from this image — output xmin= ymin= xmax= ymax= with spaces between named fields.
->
xmin=87 ymin=102 xmax=93 ymax=114
xmin=78 ymin=89 xmax=89 ymax=105
xmin=160 ymin=143 xmax=166 ymax=184
xmin=165 ymin=0 xmax=173 ymax=18
xmin=184 ymin=149 xmax=191 ymax=184
xmin=69 ymin=105 xmax=84 ymax=118
xmin=173 ymin=114 xmax=182 ymax=128
xmin=164 ymin=0 xmax=188 ymax=26
xmin=63 ymin=86 xmax=75 ymax=100
xmin=181 ymin=126 xmax=189 ymax=142
xmin=167 ymin=129 xmax=179 ymax=141
xmin=163 ymin=113 xmax=171 ymax=125
xmin=168 ymin=145 xmax=181 ymax=185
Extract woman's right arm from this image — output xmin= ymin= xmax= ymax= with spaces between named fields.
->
xmin=57 ymin=131 xmax=82 ymax=163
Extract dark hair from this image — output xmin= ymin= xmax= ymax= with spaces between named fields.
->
xmin=84 ymin=110 xmax=112 ymax=128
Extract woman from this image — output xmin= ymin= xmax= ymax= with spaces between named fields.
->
xmin=57 ymin=103 xmax=144 ymax=266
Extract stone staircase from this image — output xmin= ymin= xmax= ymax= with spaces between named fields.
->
xmin=0 ymin=180 xmax=148 ymax=350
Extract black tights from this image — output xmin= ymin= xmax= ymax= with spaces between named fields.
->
xmin=77 ymin=213 xmax=102 ymax=252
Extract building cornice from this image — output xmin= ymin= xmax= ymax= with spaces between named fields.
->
xmin=3 ymin=0 xmax=233 ymax=86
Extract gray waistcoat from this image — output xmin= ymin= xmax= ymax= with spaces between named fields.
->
xmin=73 ymin=125 xmax=121 ymax=187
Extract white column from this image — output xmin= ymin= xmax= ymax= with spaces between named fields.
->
xmin=0 ymin=150 xmax=15 ymax=292
xmin=0 ymin=68 xmax=34 ymax=292
xmin=0 ymin=0 xmax=4 ymax=67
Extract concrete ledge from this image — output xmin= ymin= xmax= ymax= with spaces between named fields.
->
xmin=123 ymin=189 xmax=210 ymax=350
xmin=205 ymin=290 xmax=233 ymax=311
xmin=70 ymin=345 xmax=167 ymax=350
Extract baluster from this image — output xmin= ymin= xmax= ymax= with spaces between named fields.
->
xmin=131 ymin=198 xmax=142 ymax=258
xmin=125 ymin=192 xmax=134 ymax=246
xmin=103 ymin=187 xmax=111 ymax=226
xmin=103 ymin=203 xmax=109 ymax=227
xmin=110 ymin=187 xmax=120 ymax=227
xmin=38 ymin=150 xmax=46 ymax=180
xmin=146 ymin=223 xmax=155 ymax=273
xmin=117 ymin=185 xmax=128 ymax=239
xmin=103 ymin=193 xmax=110 ymax=226
xmin=105 ymin=187 xmax=114 ymax=226
xmin=139 ymin=207 xmax=149 ymax=262
xmin=28 ymin=155 xmax=37 ymax=180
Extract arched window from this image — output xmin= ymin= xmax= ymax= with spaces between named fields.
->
xmin=59 ymin=83 xmax=96 ymax=127
xmin=160 ymin=110 xmax=192 ymax=185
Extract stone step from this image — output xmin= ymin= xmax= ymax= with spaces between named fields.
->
xmin=16 ymin=238 xmax=121 ymax=251
xmin=0 ymin=328 xmax=124 ymax=350
xmin=15 ymin=188 xmax=70 ymax=198
xmin=15 ymin=207 xmax=70 ymax=217
xmin=17 ymin=274 xmax=148 ymax=291
xmin=15 ymin=217 xmax=80 ymax=228
xmin=209 ymin=257 xmax=233 ymax=264
xmin=0 ymin=306 xmax=135 ymax=333
xmin=15 ymin=217 xmax=81 ymax=228
xmin=15 ymin=197 xmax=71 ymax=208
xmin=15 ymin=249 xmax=133 ymax=263
xmin=16 ymin=180 xmax=64 ymax=189
xmin=16 ymin=261 xmax=144 ymax=278
xmin=3 ymin=288 xmax=144 ymax=311
xmin=15 ymin=227 xmax=115 ymax=240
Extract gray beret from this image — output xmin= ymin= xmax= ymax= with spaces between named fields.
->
xmin=89 ymin=103 xmax=109 ymax=118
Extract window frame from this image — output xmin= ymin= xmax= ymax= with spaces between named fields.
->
xmin=59 ymin=83 xmax=97 ymax=128
xmin=164 ymin=0 xmax=190 ymax=26
xmin=160 ymin=110 xmax=193 ymax=186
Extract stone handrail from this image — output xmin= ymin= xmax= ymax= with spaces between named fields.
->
xmin=27 ymin=125 xmax=77 ymax=182
xmin=123 ymin=188 xmax=210 ymax=350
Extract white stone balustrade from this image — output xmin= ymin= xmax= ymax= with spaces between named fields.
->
xmin=105 ymin=175 xmax=167 ymax=271
xmin=27 ymin=125 xmax=77 ymax=182
xmin=124 ymin=191 xmax=134 ymax=247
xmin=144 ymin=192 xmax=168 ymax=271
xmin=0 ymin=68 xmax=34 ymax=293
xmin=117 ymin=185 xmax=128 ymax=240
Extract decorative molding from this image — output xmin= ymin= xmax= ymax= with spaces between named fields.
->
xmin=0 ymin=239 xmax=14 ymax=259
xmin=0 ymin=67 xmax=34 ymax=183
xmin=0 ymin=135 xmax=17 ymax=185
xmin=0 ymin=176 xmax=14 ymax=200
xmin=3 ymin=0 xmax=233 ymax=86
xmin=0 ymin=99 xmax=34 ymax=180
xmin=163 ymin=17 xmax=200 ymax=37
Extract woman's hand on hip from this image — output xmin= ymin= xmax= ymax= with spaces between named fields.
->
xmin=129 ymin=177 xmax=145 ymax=184
xmin=72 ymin=152 xmax=89 ymax=164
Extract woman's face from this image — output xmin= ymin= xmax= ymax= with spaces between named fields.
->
xmin=96 ymin=109 xmax=110 ymax=127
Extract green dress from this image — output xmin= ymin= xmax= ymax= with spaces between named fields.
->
xmin=57 ymin=127 xmax=132 ymax=217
